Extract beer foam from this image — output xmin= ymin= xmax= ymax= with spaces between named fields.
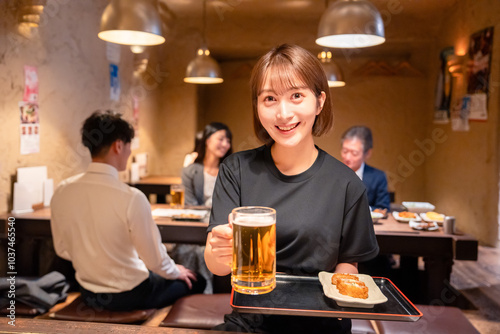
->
xmin=233 ymin=216 xmax=275 ymax=227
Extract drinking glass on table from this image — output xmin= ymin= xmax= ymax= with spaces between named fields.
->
xmin=231 ymin=206 xmax=276 ymax=295
xmin=170 ymin=184 xmax=185 ymax=208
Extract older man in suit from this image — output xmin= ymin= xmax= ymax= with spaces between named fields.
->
xmin=341 ymin=126 xmax=390 ymax=212
xmin=341 ymin=126 xmax=393 ymax=277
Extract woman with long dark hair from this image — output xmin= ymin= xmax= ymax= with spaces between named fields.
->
xmin=182 ymin=122 xmax=232 ymax=207
xmin=173 ymin=122 xmax=232 ymax=294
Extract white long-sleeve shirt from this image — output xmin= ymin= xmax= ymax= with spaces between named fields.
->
xmin=50 ymin=162 xmax=180 ymax=293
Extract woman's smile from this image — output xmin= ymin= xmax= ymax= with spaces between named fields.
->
xmin=276 ymin=122 xmax=300 ymax=132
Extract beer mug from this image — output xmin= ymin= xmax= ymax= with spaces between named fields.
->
xmin=231 ymin=206 xmax=276 ymax=295
xmin=170 ymin=184 xmax=185 ymax=208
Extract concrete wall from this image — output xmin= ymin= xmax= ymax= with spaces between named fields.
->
xmin=425 ymin=0 xmax=500 ymax=245
xmin=0 ymin=0 xmax=199 ymax=215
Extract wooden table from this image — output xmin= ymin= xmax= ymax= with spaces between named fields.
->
xmin=0 ymin=318 xmax=236 ymax=334
xmin=0 ymin=209 xmax=477 ymax=304
xmin=373 ymin=215 xmax=478 ymax=303
xmin=128 ymin=175 xmax=181 ymax=202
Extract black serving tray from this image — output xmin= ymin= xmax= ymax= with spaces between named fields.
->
xmin=231 ymin=274 xmax=422 ymax=321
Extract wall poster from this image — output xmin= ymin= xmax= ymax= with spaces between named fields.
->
xmin=467 ymin=26 xmax=494 ymax=121
xmin=20 ymin=65 xmax=40 ymax=155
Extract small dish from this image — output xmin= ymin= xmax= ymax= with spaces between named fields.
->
xmin=318 ymin=272 xmax=388 ymax=308
xmin=409 ymin=220 xmax=439 ymax=231
xmin=371 ymin=212 xmax=384 ymax=223
xmin=420 ymin=212 xmax=445 ymax=225
xmin=402 ymin=202 xmax=436 ymax=214
xmin=393 ymin=211 xmax=421 ymax=222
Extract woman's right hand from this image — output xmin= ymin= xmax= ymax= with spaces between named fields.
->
xmin=208 ymin=223 xmax=233 ymax=267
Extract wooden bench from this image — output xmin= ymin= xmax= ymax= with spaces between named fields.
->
xmin=35 ymin=292 xmax=156 ymax=325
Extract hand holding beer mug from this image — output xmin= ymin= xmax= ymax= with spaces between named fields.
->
xmin=170 ymin=184 xmax=185 ymax=208
xmin=231 ymin=207 xmax=276 ymax=295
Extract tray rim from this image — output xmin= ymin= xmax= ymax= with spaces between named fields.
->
xmin=230 ymin=274 xmax=423 ymax=322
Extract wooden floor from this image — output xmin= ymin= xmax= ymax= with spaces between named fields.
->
xmin=450 ymin=245 xmax=500 ymax=334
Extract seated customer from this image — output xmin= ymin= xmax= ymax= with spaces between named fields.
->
xmin=50 ymin=110 xmax=205 ymax=311
xmin=341 ymin=125 xmax=393 ymax=277
xmin=172 ymin=122 xmax=232 ymax=294
xmin=341 ymin=126 xmax=390 ymax=212
xmin=182 ymin=122 xmax=232 ymax=206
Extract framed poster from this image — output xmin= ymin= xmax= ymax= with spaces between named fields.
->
xmin=467 ymin=27 xmax=494 ymax=120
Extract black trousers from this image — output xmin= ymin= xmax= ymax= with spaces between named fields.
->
xmin=213 ymin=310 xmax=352 ymax=333
xmin=80 ymin=271 xmax=206 ymax=311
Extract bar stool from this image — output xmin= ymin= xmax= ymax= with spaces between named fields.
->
xmin=48 ymin=294 xmax=156 ymax=324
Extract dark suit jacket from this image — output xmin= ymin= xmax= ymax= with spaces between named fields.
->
xmin=362 ymin=164 xmax=390 ymax=211
xmin=181 ymin=163 xmax=204 ymax=206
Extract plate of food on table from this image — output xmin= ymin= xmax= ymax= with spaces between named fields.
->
xmin=409 ymin=220 xmax=439 ymax=231
xmin=420 ymin=211 xmax=445 ymax=225
xmin=392 ymin=211 xmax=421 ymax=222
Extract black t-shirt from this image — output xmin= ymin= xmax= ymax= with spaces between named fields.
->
xmin=208 ymin=145 xmax=379 ymax=275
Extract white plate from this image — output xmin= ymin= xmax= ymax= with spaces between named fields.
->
xmin=392 ymin=211 xmax=421 ymax=222
xmin=371 ymin=212 xmax=384 ymax=223
xmin=420 ymin=212 xmax=445 ymax=225
xmin=409 ymin=220 xmax=439 ymax=231
xmin=402 ymin=202 xmax=435 ymax=214
xmin=318 ymin=272 xmax=388 ymax=308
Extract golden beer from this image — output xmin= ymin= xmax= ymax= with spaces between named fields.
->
xmin=231 ymin=207 xmax=276 ymax=295
xmin=170 ymin=184 xmax=185 ymax=207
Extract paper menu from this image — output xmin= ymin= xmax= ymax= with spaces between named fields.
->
xmin=134 ymin=153 xmax=148 ymax=178
xmin=17 ymin=166 xmax=47 ymax=204
xmin=12 ymin=166 xmax=54 ymax=214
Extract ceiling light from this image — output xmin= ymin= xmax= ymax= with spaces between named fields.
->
xmin=130 ymin=45 xmax=146 ymax=54
xmin=184 ymin=0 xmax=223 ymax=84
xmin=184 ymin=47 xmax=223 ymax=84
xmin=316 ymin=0 xmax=385 ymax=48
xmin=318 ymin=51 xmax=345 ymax=87
xmin=98 ymin=0 xmax=165 ymax=46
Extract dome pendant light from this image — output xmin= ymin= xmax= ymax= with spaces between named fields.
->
xmin=98 ymin=0 xmax=165 ymax=46
xmin=184 ymin=0 xmax=223 ymax=84
xmin=318 ymin=51 xmax=345 ymax=87
xmin=316 ymin=0 xmax=385 ymax=48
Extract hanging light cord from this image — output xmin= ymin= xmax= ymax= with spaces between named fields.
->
xmin=202 ymin=0 xmax=207 ymax=47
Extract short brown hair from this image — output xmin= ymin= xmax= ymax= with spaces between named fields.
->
xmin=250 ymin=44 xmax=333 ymax=145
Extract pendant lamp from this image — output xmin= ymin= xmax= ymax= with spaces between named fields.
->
xmin=98 ymin=0 xmax=165 ymax=46
xmin=318 ymin=51 xmax=345 ymax=87
xmin=316 ymin=0 xmax=385 ymax=48
xmin=184 ymin=0 xmax=223 ymax=84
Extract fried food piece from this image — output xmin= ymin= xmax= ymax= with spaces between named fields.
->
xmin=337 ymin=279 xmax=369 ymax=299
xmin=398 ymin=211 xmax=416 ymax=219
xmin=331 ymin=273 xmax=359 ymax=285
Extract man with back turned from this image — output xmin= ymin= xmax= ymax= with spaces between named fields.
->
xmin=50 ymin=110 xmax=205 ymax=311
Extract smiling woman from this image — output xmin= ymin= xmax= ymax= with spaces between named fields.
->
xmin=205 ymin=44 xmax=379 ymax=333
